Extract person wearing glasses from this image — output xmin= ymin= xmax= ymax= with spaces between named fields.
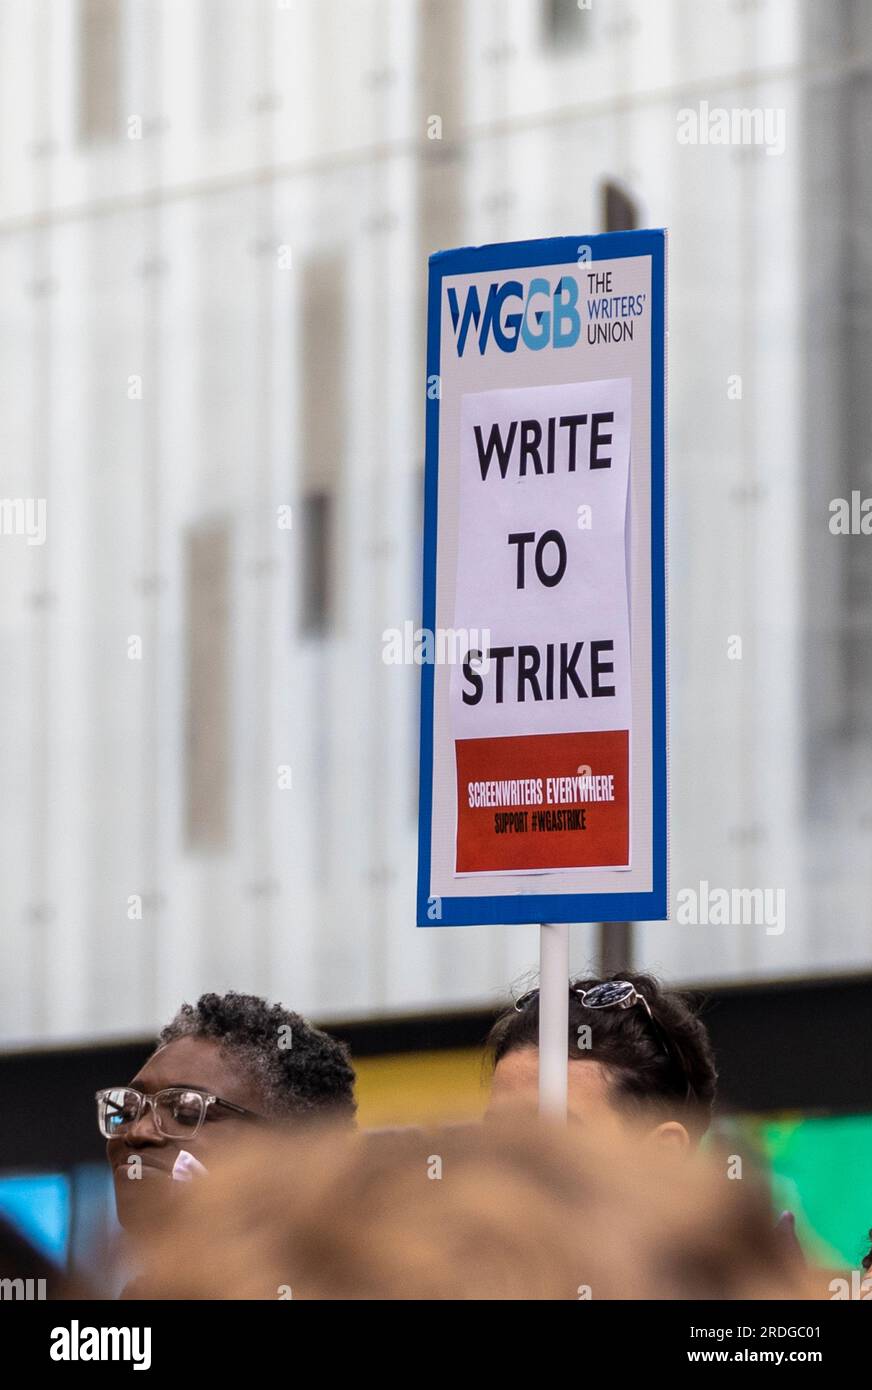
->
xmin=97 ymin=991 xmax=356 ymax=1236
xmin=485 ymin=973 xmax=718 ymax=1153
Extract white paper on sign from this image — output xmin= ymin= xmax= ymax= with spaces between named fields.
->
xmin=449 ymin=377 xmax=632 ymax=876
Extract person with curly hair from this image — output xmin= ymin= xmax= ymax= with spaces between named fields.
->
xmin=97 ymin=991 xmax=356 ymax=1235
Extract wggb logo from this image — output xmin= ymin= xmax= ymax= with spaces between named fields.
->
xmin=448 ymin=276 xmax=581 ymax=356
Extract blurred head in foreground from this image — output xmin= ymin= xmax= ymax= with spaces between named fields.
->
xmin=486 ymin=973 xmax=717 ymax=1153
xmin=98 ymin=991 xmax=356 ymax=1232
xmin=136 ymin=1116 xmax=813 ymax=1301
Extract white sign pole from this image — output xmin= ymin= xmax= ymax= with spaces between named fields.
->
xmin=538 ymin=922 xmax=569 ymax=1117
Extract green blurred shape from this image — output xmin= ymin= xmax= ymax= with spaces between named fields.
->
xmin=716 ymin=1112 xmax=872 ymax=1266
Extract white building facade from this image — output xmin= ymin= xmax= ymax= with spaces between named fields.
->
xmin=0 ymin=0 xmax=870 ymax=1045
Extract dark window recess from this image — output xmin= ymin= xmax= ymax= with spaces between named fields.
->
xmin=298 ymin=253 xmax=343 ymax=640
xmin=602 ymin=181 xmax=639 ymax=233
xmin=79 ymin=0 xmax=122 ymax=143
xmin=300 ymin=492 xmax=333 ymax=637
xmin=596 ymin=179 xmax=638 ymax=970
xmin=184 ymin=521 xmax=231 ymax=851
xmin=543 ymin=0 xmax=592 ymax=48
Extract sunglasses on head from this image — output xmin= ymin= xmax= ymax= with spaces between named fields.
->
xmin=513 ymin=979 xmax=692 ymax=1100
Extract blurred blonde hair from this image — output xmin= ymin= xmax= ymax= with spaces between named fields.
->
xmin=137 ymin=1116 xmax=817 ymax=1301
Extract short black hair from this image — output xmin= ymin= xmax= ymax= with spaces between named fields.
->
xmin=486 ymin=971 xmax=717 ymax=1138
xmin=159 ymin=991 xmax=356 ymax=1121
xmin=863 ymin=1232 xmax=872 ymax=1273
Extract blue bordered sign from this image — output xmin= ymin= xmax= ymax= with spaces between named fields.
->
xmin=417 ymin=230 xmax=667 ymax=927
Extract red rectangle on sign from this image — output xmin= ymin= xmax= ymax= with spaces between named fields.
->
xmin=455 ymin=730 xmax=629 ymax=874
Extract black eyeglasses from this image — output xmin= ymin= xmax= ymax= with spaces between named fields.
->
xmin=513 ymin=979 xmax=692 ymax=1099
xmin=96 ymin=1086 xmax=264 ymax=1141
